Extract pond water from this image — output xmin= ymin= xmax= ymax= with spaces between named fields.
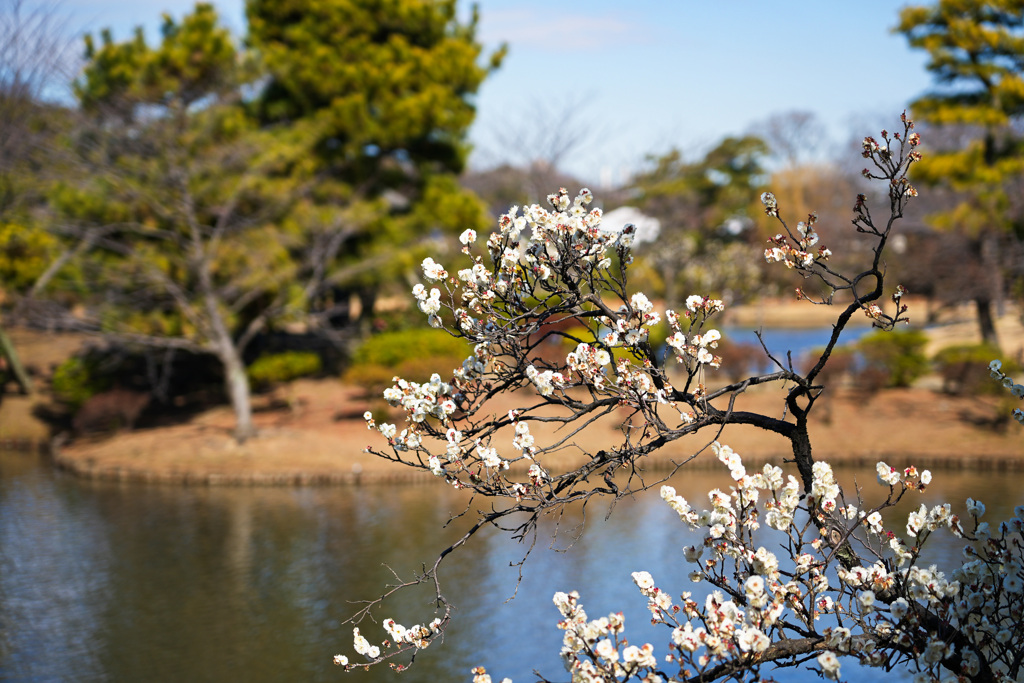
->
xmin=1 ymin=450 xmax=1021 ymax=683
xmin=719 ymin=324 xmax=874 ymax=365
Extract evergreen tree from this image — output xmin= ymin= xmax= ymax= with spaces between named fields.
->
xmin=896 ymin=0 xmax=1024 ymax=345
xmin=58 ymin=4 xmax=316 ymax=441
xmin=245 ymin=0 xmax=502 ymax=324
xmin=51 ymin=0 xmax=500 ymax=441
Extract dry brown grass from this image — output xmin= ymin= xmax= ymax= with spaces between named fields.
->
xmin=5 ymin=297 xmax=1022 ymax=483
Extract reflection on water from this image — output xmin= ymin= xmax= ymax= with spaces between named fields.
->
xmin=1 ymin=451 xmax=1021 ymax=682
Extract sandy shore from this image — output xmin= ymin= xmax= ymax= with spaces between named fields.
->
xmin=48 ymin=378 xmax=1024 ymax=485
xmin=6 ymin=298 xmax=1023 ymax=485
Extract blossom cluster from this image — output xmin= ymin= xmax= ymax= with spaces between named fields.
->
xmin=762 ymin=202 xmax=833 ymax=270
xmin=470 ymin=667 xmax=511 ymax=683
xmin=989 ymin=359 xmax=1024 ymax=425
xmin=860 ymin=115 xmax=922 ymax=195
xmin=333 ymin=618 xmax=443 ymax=671
xmin=663 ymin=296 xmax=725 ymax=371
xmin=354 ymin=188 xmax=765 ymax=677
xmin=367 ymin=187 xmax=741 ymax=501
xmin=537 ymin=443 xmax=1024 ymax=683
xmin=551 ymin=589 xmax=659 ymax=682
xmin=600 ymin=292 xmax=661 ymax=348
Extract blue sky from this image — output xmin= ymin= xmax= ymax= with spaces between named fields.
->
xmin=60 ymin=1 xmax=935 ymax=182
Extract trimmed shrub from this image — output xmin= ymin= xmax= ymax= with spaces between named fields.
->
xmin=933 ymin=343 xmax=1017 ymax=396
xmin=342 ymin=363 xmax=399 ymax=393
xmin=855 ymin=328 xmax=929 ymax=388
xmin=345 ymin=329 xmax=472 ymax=393
xmin=51 ymin=357 xmax=111 ymax=410
xmin=247 ymin=351 xmax=322 ymax=389
xmin=73 ymin=388 xmax=151 ymax=435
xmin=350 ymin=329 xmax=471 ymax=369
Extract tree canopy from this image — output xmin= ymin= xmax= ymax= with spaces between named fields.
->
xmin=896 ymin=0 xmax=1024 ymax=344
xmin=631 ymin=136 xmax=767 ymax=310
xmin=12 ymin=0 xmax=503 ymax=440
xmin=246 ymin=0 xmax=502 ymax=322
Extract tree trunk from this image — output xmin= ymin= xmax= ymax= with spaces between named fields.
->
xmin=217 ymin=338 xmax=255 ymax=443
xmin=975 ymin=297 xmax=999 ymax=348
xmin=357 ymin=286 xmax=378 ymax=324
xmin=204 ymin=291 xmax=255 ymax=443
xmin=976 ymin=233 xmax=1001 ymax=349
xmin=0 ymin=324 xmax=33 ymax=395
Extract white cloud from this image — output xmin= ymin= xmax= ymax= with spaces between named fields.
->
xmin=479 ymin=8 xmax=647 ymax=51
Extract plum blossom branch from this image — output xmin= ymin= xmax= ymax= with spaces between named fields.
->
xmin=331 ymin=115 xmax=1021 ymax=682
xmin=989 ymin=360 xmax=1024 ymax=425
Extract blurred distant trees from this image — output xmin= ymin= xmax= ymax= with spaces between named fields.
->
xmin=0 ymin=0 xmax=74 ymax=221
xmin=630 ymin=136 xmax=767 ymax=310
xmin=896 ymin=0 xmax=1024 ymax=346
xmin=0 ymin=0 xmax=79 ymax=395
xmin=53 ymin=4 xmax=298 ymax=440
xmin=751 ymin=162 xmax=863 ymax=295
xmin=468 ymin=97 xmax=595 ymax=210
xmin=748 ymin=111 xmax=866 ymax=291
xmin=751 ymin=110 xmax=829 ymax=169
xmin=246 ymin=0 xmax=501 ymax=326
xmin=460 ymin=162 xmax=586 ymax=220
xmin=29 ymin=0 xmax=499 ymax=441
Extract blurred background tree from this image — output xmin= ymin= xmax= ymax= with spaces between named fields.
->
xmin=464 ymin=96 xmax=595 ymax=212
xmin=630 ymin=135 xmax=767 ymax=311
xmin=3 ymin=0 xmax=1023 ymax=441
xmin=896 ymin=0 xmax=1024 ymax=347
xmin=21 ymin=0 xmax=501 ymax=441
xmin=0 ymin=0 xmax=78 ymax=396
xmin=246 ymin=0 xmax=502 ymax=330
xmin=53 ymin=3 xmax=294 ymax=440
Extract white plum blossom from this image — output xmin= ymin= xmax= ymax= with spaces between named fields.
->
xmin=866 ymin=511 xmax=884 ymax=533
xmin=632 ymin=571 xmax=655 ymax=593
xmin=737 ymin=626 xmax=770 ymax=653
xmin=352 ymin=628 xmax=380 ymax=660
xmin=989 ymin=359 xmax=1024 ymax=424
xmin=421 ymin=257 xmax=447 ymax=282
xmin=352 ymin=160 xmax=1024 ymax=682
xmin=877 ymin=461 xmax=902 ymax=486
xmin=594 ymin=638 xmax=617 ymax=661
xmin=817 ymin=651 xmax=841 ymax=680
xmin=477 ymin=445 xmax=506 ymax=470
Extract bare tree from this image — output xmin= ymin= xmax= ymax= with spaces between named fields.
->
xmin=474 ymin=95 xmax=603 ymax=206
xmin=0 ymin=0 xmax=78 ymax=395
xmin=0 ymin=0 xmax=77 ymax=215
xmin=750 ymin=109 xmax=830 ymax=169
xmin=0 ymin=0 xmax=75 ymax=97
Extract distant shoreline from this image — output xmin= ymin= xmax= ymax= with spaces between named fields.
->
xmin=4 ymin=297 xmax=1022 ymax=486
xmin=38 ymin=443 xmax=1024 ymax=487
